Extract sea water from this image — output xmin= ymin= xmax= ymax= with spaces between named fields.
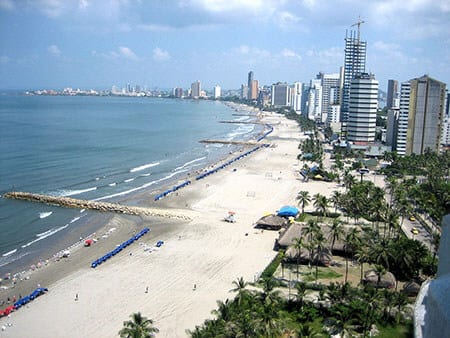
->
xmin=0 ymin=95 xmax=260 ymax=275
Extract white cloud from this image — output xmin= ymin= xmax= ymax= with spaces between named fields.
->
xmin=0 ymin=55 xmax=10 ymax=63
xmin=0 ymin=0 xmax=15 ymax=10
xmin=188 ymin=0 xmax=266 ymax=13
xmin=36 ymin=0 xmax=65 ymax=18
xmin=277 ymin=11 xmax=301 ymax=29
xmin=118 ymin=46 xmax=138 ymax=60
xmin=281 ymin=48 xmax=302 ymax=60
xmin=153 ymin=47 xmax=170 ymax=61
xmin=48 ymin=44 xmax=62 ymax=56
xmin=78 ymin=0 xmax=89 ymax=10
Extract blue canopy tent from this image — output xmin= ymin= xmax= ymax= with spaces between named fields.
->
xmin=277 ymin=206 xmax=299 ymax=217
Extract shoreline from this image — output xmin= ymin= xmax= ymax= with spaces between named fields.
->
xmin=0 ymin=109 xmax=306 ymax=337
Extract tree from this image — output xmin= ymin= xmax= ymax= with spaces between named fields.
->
xmin=292 ymin=237 xmax=304 ymax=279
xmin=229 ymin=277 xmax=250 ymax=306
xmin=119 ymin=312 xmax=159 ymax=338
xmin=296 ymin=190 xmax=311 ymax=214
xmin=374 ymin=264 xmax=386 ymax=289
xmin=313 ymin=193 xmax=329 ymax=218
xmin=330 ymin=191 xmax=342 ymax=214
xmin=313 ymin=230 xmax=326 ymax=284
xmin=354 ymin=245 xmax=370 ymax=284
xmin=328 ymin=218 xmax=344 ymax=253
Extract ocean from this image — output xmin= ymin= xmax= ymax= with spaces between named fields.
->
xmin=0 ymin=95 xmax=261 ymax=275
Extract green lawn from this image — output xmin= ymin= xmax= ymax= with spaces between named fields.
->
xmin=302 ymin=267 xmax=343 ymax=282
xmin=376 ymin=322 xmax=413 ymax=338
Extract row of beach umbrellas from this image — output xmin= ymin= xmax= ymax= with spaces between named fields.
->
xmin=91 ymin=227 xmax=150 ymax=268
xmin=154 ymin=180 xmax=191 ymax=201
xmin=0 ymin=287 xmax=48 ymax=317
xmin=257 ymin=124 xmax=274 ymax=142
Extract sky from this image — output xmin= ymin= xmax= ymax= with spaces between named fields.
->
xmin=0 ymin=0 xmax=449 ymax=91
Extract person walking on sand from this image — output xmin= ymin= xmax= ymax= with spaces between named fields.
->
xmin=193 ymin=284 xmax=196 ymax=291
xmin=145 ymin=286 xmax=149 ymax=293
xmin=75 ymin=293 xmax=78 ymax=301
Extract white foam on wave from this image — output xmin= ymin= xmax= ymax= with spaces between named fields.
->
xmin=140 ymin=173 xmax=151 ymax=177
xmin=70 ymin=216 xmax=81 ymax=223
xmin=2 ymin=249 xmax=17 ymax=257
xmin=130 ymin=162 xmax=160 ymax=173
xmin=95 ymin=169 xmax=188 ymax=201
xmin=124 ymin=178 xmax=135 ymax=183
xmin=227 ymin=124 xmax=254 ymax=140
xmin=174 ymin=156 xmax=206 ymax=171
xmin=22 ymin=224 xmax=69 ymax=248
xmin=53 ymin=187 xmax=97 ymax=197
xmin=39 ymin=211 xmax=53 ymax=219
xmin=108 ymin=182 xmax=117 ymax=186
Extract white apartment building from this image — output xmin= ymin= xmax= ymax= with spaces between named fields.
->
xmin=346 ymin=73 xmax=378 ymax=142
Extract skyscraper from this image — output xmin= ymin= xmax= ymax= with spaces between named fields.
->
xmin=291 ymin=82 xmax=302 ymax=113
xmin=396 ymin=81 xmax=411 ymax=155
xmin=346 ymin=73 xmax=378 ymax=142
xmin=387 ymin=79 xmax=399 ymax=109
xmin=249 ymin=80 xmax=259 ymax=100
xmin=271 ymin=83 xmax=290 ymax=107
xmin=248 ymin=71 xmax=254 ymax=99
xmin=405 ymin=75 xmax=446 ymax=155
xmin=191 ymin=80 xmax=201 ymax=98
xmin=341 ymin=25 xmax=367 ymax=125
xmin=213 ymin=85 xmax=221 ymax=98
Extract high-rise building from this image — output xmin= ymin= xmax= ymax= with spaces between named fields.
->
xmin=395 ymin=81 xmax=411 ymax=155
xmin=191 ymin=80 xmax=201 ymax=98
xmin=173 ymin=87 xmax=183 ymax=98
xmin=248 ymin=71 xmax=254 ymax=99
xmin=271 ymin=83 xmax=290 ymax=107
xmin=405 ymin=75 xmax=446 ymax=155
xmin=386 ymin=108 xmax=400 ymax=147
xmin=341 ymin=28 xmax=367 ymax=124
xmin=240 ymin=84 xmax=248 ymax=99
xmin=317 ymin=72 xmax=341 ymax=118
xmin=307 ymin=79 xmax=322 ymax=121
xmin=387 ymin=79 xmax=399 ymax=109
xmin=213 ymin=85 xmax=221 ymax=99
xmin=291 ymin=82 xmax=302 ymax=113
xmin=347 ymin=73 xmax=378 ymax=142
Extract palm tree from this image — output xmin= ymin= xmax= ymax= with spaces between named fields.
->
xmin=354 ymin=245 xmax=370 ymax=284
xmin=330 ymin=191 xmax=342 ymax=214
xmin=313 ymin=193 xmax=329 ymax=218
xmin=374 ymin=264 xmax=386 ymax=289
xmin=229 ymin=277 xmax=250 ymax=306
xmin=119 ymin=312 xmax=159 ymax=338
xmin=292 ymin=237 xmax=304 ymax=279
xmin=328 ymin=218 xmax=344 ymax=253
xmin=297 ymin=323 xmax=321 ymax=337
xmin=313 ymin=230 xmax=326 ymax=284
xmin=296 ymin=190 xmax=311 ymax=214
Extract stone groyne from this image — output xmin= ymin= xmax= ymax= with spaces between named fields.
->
xmin=3 ymin=192 xmax=192 ymax=221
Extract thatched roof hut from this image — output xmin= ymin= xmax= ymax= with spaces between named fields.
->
xmin=402 ymin=281 xmax=421 ymax=296
xmin=364 ymin=270 xmax=396 ymax=289
xmin=277 ymin=223 xmax=305 ymax=249
xmin=254 ymin=214 xmax=288 ymax=231
xmin=284 ymin=245 xmax=332 ymax=266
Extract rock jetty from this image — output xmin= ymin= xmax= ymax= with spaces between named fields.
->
xmin=3 ymin=191 xmax=192 ymax=221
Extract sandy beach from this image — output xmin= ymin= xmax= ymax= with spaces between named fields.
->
xmin=0 ymin=111 xmax=339 ymax=337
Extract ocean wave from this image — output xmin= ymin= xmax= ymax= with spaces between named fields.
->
xmin=227 ymin=124 xmax=254 ymax=140
xmin=2 ymin=249 xmax=17 ymax=257
xmin=130 ymin=162 xmax=160 ymax=173
xmin=70 ymin=216 xmax=82 ymax=223
xmin=124 ymin=178 xmax=135 ymax=183
xmin=108 ymin=182 xmax=117 ymax=186
xmin=95 ymin=169 xmax=188 ymax=201
xmin=22 ymin=224 xmax=69 ymax=248
xmin=52 ymin=187 xmax=97 ymax=197
xmin=140 ymin=173 xmax=151 ymax=177
xmin=174 ymin=156 xmax=206 ymax=171
xmin=39 ymin=211 xmax=53 ymax=219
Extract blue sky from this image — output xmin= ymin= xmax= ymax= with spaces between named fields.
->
xmin=0 ymin=0 xmax=449 ymax=91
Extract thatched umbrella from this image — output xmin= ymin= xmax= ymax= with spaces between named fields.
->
xmin=254 ymin=214 xmax=288 ymax=231
xmin=402 ymin=281 xmax=421 ymax=296
xmin=364 ymin=270 xmax=396 ymax=289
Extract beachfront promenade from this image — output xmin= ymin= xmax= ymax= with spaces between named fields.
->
xmin=2 ymin=192 xmax=191 ymax=221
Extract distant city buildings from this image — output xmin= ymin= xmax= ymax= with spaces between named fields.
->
xmin=213 ymin=85 xmax=221 ymax=99
xmin=191 ymin=80 xmax=201 ymax=98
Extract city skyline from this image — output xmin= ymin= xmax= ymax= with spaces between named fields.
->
xmin=0 ymin=0 xmax=449 ymax=91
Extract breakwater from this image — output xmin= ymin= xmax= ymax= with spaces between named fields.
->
xmin=2 ymin=192 xmax=191 ymax=221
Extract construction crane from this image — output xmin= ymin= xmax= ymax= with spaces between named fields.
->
xmin=351 ymin=16 xmax=365 ymax=42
